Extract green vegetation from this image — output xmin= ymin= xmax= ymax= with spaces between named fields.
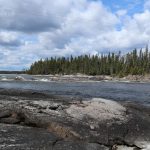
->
xmin=26 ymin=47 xmax=150 ymax=76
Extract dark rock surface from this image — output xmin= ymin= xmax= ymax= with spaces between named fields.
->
xmin=0 ymin=89 xmax=149 ymax=150
xmin=0 ymin=123 xmax=59 ymax=150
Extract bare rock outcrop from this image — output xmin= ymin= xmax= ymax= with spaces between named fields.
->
xmin=0 ymin=89 xmax=149 ymax=149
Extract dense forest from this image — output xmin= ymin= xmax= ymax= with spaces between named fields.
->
xmin=26 ymin=47 xmax=150 ymax=77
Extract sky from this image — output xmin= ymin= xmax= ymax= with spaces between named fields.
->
xmin=0 ymin=0 xmax=150 ymax=70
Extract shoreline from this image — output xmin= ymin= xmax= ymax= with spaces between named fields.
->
xmin=0 ymin=89 xmax=149 ymax=150
xmin=1 ymin=73 xmax=150 ymax=83
xmin=32 ymin=74 xmax=150 ymax=83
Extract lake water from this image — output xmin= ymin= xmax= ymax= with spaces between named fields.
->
xmin=0 ymin=74 xmax=150 ymax=105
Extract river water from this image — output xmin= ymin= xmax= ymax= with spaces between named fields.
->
xmin=0 ymin=74 xmax=150 ymax=105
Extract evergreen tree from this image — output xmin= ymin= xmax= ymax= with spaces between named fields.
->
xmin=26 ymin=46 xmax=150 ymax=76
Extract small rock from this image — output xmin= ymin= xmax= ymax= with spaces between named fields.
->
xmin=112 ymin=145 xmax=138 ymax=150
xmin=90 ymin=125 xmax=95 ymax=130
xmin=49 ymin=105 xmax=59 ymax=110
xmin=134 ymin=141 xmax=150 ymax=150
xmin=15 ymin=76 xmax=25 ymax=81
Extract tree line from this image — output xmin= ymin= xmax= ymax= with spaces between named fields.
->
xmin=26 ymin=47 xmax=150 ymax=77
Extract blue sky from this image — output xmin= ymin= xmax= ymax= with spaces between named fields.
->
xmin=101 ymin=0 xmax=144 ymax=14
xmin=0 ymin=0 xmax=149 ymax=70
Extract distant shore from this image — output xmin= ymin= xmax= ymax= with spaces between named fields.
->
xmin=31 ymin=74 xmax=150 ymax=83
xmin=1 ymin=73 xmax=150 ymax=83
xmin=0 ymin=71 xmax=25 ymax=74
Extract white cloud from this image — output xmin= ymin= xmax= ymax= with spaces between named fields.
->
xmin=0 ymin=32 xmax=21 ymax=47
xmin=0 ymin=0 xmax=149 ymax=70
xmin=37 ymin=0 xmax=119 ymax=55
xmin=116 ymin=9 xmax=127 ymax=17
xmin=0 ymin=0 xmax=73 ymax=32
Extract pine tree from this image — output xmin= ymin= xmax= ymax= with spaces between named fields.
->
xmin=26 ymin=47 xmax=150 ymax=76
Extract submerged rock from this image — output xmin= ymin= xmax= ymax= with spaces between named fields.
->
xmin=15 ymin=76 xmax=25 ymax=81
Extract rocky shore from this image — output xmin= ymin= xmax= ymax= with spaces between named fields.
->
xmin=0 ymin=89 xmax=149 ymax=150
xmin=32 ymin=74 xmax=150 ymax=83
xmin=1 ymin=74 xmax=150 ymax=83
